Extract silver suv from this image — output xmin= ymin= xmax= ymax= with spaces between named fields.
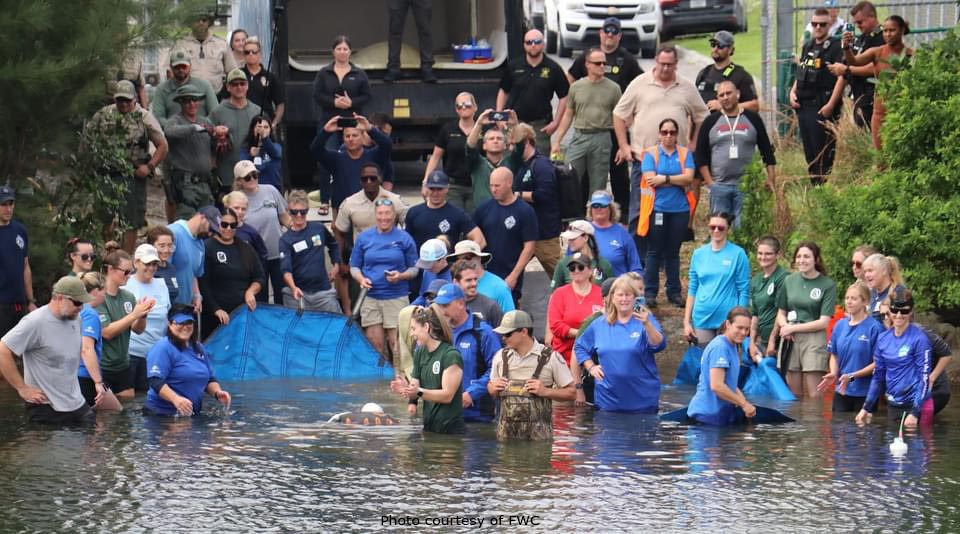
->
xmin=544 ymin=0 xmax=662 ymax=58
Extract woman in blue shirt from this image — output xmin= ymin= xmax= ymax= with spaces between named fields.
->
xmin=243 ymin=117 xmax=283 ymax=191
xmin=817 ymin=282 xmax=883 ymax=412
xmin=144 ymin=305 xmax=231 ymax=417
xmin=683 ymin=211 xmax=750 ymax=347
xmin=350 ymin=198 xmax=418 ymax=365
xmin=76 ymin=272 xmax=109 ymax=407
xmin=574 ymin=274 xmax=666 ymax=413
xmin=688 ymin=307 xmax=758 ymax=425
xmin=640 ymin=118 xmax=695 ymax=307
xmin=586 ymin=191 xmax=643 ymax=276
xmin=856 ymin=288 xmax=931 ymax=428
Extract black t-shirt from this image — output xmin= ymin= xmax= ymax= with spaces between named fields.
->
xmin=404 ymin=202 xmax=477 ymax=249
xmin=795 ymin=37 xmax=845 ymax=99
xmin=695 ymin=63 xmax=758 ymax=104
xmin=199 ymin=238 xmax=265 ymax=314
xmin=568 ymin=47 xmax=643 ymax=93
xmin=499 ymin=56 xmax=569 ymax=122
xmin=242 ymin=65 xmax=285 ymax=120
xmin=435 ymin=120 xmax=471 ymax=185
xmin=848 ymin=28 xmax=885 ymax=100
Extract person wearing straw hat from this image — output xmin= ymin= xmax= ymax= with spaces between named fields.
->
xmin=0 ymin=276 xmax=95 ymax=424
xmin=446 ymin=240 xmax=515 ymax=314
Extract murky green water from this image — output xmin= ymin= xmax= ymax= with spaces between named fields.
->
xmin=1 ymin=378 xmax=958 ymax=532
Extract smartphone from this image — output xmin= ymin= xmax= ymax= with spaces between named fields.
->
xmin=334 ymin=87 xmax=346 ymax=97
xmin=633 ymin=296 xmax=647 ymax=313
xmin=844 ymin=22 xmax=855 ymax=32
xmin=384 ymin=270 xmax=398 ymax=277
xmin=489 ymin=111 xmax=509 ymax=122
xmin=337 ymin=117 xmax=358 ymax=128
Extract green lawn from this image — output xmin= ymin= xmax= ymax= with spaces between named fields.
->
xmin=669 ymin=0 xmax=764 ymax=79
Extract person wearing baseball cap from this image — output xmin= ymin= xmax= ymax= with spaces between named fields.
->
xmin=446 ymin=240 xmax=515 ymax=314
xmin=0 ymin=276 xmax=95 ymax=424
xmin=210 ymin=66 xmax=262 ymax=189
xmin=488 ymin=309 xmax=574 ymax=440
xmin=151 ymin=50 xmax=218 ymax=131
xmin=553 ymin=220 xmax=615 ymax=289
xmin=406 ymin=169 xmax=486 ymax=251
xmin=415 ymin=238 xmax=453 ymax=301
xmin=124 ymin=244 xmax=173 ymax=393
xmin=694 ymin=30 xmax=759 ymax=113
xmin=585 ymin=190 xmax=644 ymax=276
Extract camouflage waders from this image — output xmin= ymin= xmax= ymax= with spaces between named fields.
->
xmin=495 ymin=346 xmax=554 ymax=441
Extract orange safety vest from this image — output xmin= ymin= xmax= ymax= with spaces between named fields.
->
xmin=635 ymin=146 xmax=698 ymax=237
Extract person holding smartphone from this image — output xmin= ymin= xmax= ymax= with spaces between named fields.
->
xmin=573 ymin=274 xmax=666 ymax=413
xmin=242 ymin=117 xmax=282 ymax=191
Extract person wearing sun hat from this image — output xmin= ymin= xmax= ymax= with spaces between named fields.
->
xmin=446 ymin=239 xmax=514 ymax=314
xmin=0 ymin=276 xmax=95 ymax=424
xmin=553 ymin=220 xmax=615 ymax=289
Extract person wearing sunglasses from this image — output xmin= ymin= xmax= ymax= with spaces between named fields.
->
xmin=775 ymin=241 xmax=837 ymax=398
xmin=122 ymin=244 xmax=172 ymax=393
xmin=683 ymin=212 xmax=750 ymax=348
xmin=0 ymin=276 xmax=96 ymax=424
xmin=210 ymin=69 xmax=262 ymax=195
xmin=162 ymin=83 xmax=220 ymax=221
xmin=553 ymin=220 xmax=614 ymax=290
xmin=240 ymin=36 xmax=285 ymax=128
xmin=828 ymin=1 xmax=883 ymax=129
xmin=422 ymin=93 xmax=478 ymax=212
xmin=233 ymin=160 xmax=289 ymax=304
xmin=145 ymin=226 xmax=182 ymax=305
xmin=65 ymin=237 xmax=97 ymax=277
xmin=574 ymin=274 xmax=665 ymax=413
xmin=584 ymin=191 xmax=643 ymax=277
xmin=547 ymin=252 xmax=603 ymax=369
xmin=313 ymin=113 xmax=393 ymax=219
xmin=804 ymin=0 xmax=846 ymax=39
xmin=856 ymin=288 xmax=931 ymax=428
xmin=464 ymin=109 xmax=522 ymax=208
xmin=497 ymin=29 xmax=570 ymax=156
xmin=694 ymin=31 xmax=759 ymax=113
xmin=850 ymin=244 xmax=878 ymax=283
xmin=86 ymin=79 xmax=169 ymax=253
xmin=97 ymin=243 xmax=156 ymax=401
xmin=165 ymin=12 xmax=237 ymax=94
xmin=790 ymin=8 xmax=846 ymax=185
xmin=638 ymin=118 xmax=695 ymax=309
xmin=862 ymin=253 xmax=905 ymax=321
xmin=279 ymin=190 xmax=342 ymax=314
xmin=199 ymin=206 xmax=264 ymax=340
xmin=144 ymin=305 xmax=231 ymax=417
xmin=551 ymin=48 xmax=622 ymax=197
xmin=406 ymin=170 xmax=485 ymax=252
xmin=350 ymin=196 xmax=418 ymax=364
xmin=151 ymin=51 xmax=219 ymax=131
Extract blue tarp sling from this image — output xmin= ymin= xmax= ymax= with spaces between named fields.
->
xmin=741 ymin=357 xmax=797 ymax=401
xmin=204 ymin=305 xmax=389 ymax=381
xmin=672 ymin=344 xmax=703 ymax=386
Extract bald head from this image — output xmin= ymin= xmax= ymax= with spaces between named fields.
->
xmin=489 ymin=168 xmax=515 ymax=203
xmin=523 ymin=29 xmax=544 ymax=59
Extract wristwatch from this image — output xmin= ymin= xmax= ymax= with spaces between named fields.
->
xmin=575 ymin=383 xmax=583 ymax=390
xmin=417 ymin=387 xmax=424 ymax=398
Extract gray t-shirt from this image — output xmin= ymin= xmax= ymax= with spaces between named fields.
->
xmin=1 ymin=306 xmax=86 ymax=412
xmin=467 ymin=294 xmax=503 ymax=331
xmin=708 ymin=112 xmax=760 ymax=185
xmin=209 ymin=100 xmax=262 ymax=184
xmin=244 ymin=184 xmax=287 ymax=259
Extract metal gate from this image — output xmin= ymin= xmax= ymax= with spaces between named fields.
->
xmin=757 ymin=0 xmax=958 ymax=129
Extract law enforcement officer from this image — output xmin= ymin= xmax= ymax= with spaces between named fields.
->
xmin=162 ymin=84 xmax=221 ymax=219
xmin=496 ymin=29 xmax=569 ymax=156
xmin=789 ymin=8 xmax=846 ymax=185
xmin=164 ymin=10 xmax=236 ymax=94
xmin=695 ymin=31 xmax=759 ymax=113
xmin=240 ymin=36 xmax=285 ymax=127
xmin=828 ymin=1 xmax=884 ymax=128
xmin=567 ymin=17 xmax=642 ymax=224
xmin=86 ymin=81 xmax=168 ymax=253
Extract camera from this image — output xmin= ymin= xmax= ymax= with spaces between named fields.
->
xmin=337 ymin=117 xmax=358 ymax=128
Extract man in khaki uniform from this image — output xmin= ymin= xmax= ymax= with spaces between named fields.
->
xmin=488 ymin=310 xmax=575 ymax=440
xmin=86 ymin=81 xmax=168 ymax=252
xmin=165 ymin=12 xmax=236 ymax=94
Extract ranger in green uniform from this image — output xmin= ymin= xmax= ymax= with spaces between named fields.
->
xmin=748 ymin=237 xmax=788 ymax=361
xmin=163 ymin=84 xmax=221 ymax=220
xmin=488 ymin=311 xmax=574 ymax=440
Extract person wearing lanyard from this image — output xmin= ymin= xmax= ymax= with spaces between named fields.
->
xmin=695 ymin=80 xmax=776 ymax=229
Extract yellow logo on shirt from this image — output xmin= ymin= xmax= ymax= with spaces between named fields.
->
xmin=540 ymin=67 xmax=550 ymax=78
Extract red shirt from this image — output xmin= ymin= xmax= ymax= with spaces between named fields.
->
xmin=548 ymin=283 xmax=604 ymax=363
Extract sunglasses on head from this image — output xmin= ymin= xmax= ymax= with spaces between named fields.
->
xmin=524 ymin=38 xmax=544 ymax=45
xmin=360 ymin=175 xmax=380 ymax=183
xmin=76 ymin=253 xmax=97 ymax=262
xmin=568 ymin=263 xmax=588 ymax=272
xmin=220 ymin=221 xmax=238 ymax=229
xmin=289 ymin=208 xmax=309 ymax=217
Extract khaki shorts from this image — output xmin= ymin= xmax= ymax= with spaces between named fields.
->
xmin=787 ymin=330 xmax=829 ymax=372
xmin=360 ymin=295 xmax=409 ymax=329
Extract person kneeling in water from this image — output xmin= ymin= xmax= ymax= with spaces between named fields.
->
xmin=328 ymin=403 xmax=398 ymax=425
xmin=687 ymin=306 xmax=758 ymax=425
xmin=487 ymin=310 xmax=575 ymax=440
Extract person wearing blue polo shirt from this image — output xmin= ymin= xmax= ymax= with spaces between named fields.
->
xmin=145 ymin=305 xmax=231 ymax=416
xmin=434 ymin=282 xmax=502 ymax=422
xmin=587 ymin=191 xmax=643 ymax=276
xmin=415 ymin=238 xmax=452 ymax=302
xmin=473 ymin=168 xmax=539 ymax=302
xmin=350 ymin=198 xmax=418 ymax=363
xmin=688 ymin=307 xmax=758 ymax=425
xmin=405 ymin=170 xmax=485 ymax=249
xmin=280 ymin=190 xmax=342 ymax=313
xmin=168 ymin=207 xmax=218 ymax=308
xmin=574 ymin=274 xmax=666 ymax=413
xmin=683 ymin=211 xmax=750 ymax=347
xmin=0 ymin=185 xmax=36 ymax=338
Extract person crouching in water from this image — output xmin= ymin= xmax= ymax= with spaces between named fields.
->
xmin=391 ymin=304 xmax=465 ymax=434
xmin=687 ymin=306 xmax=758 ymax=425
xmin=487 ymin=310 xmax=575 ymax=440
xmin=329 ymin=402 xmax=398 ymax=425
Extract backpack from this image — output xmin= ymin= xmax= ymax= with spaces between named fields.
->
xmin=552 ymin=161 xmax=584 ymax=222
